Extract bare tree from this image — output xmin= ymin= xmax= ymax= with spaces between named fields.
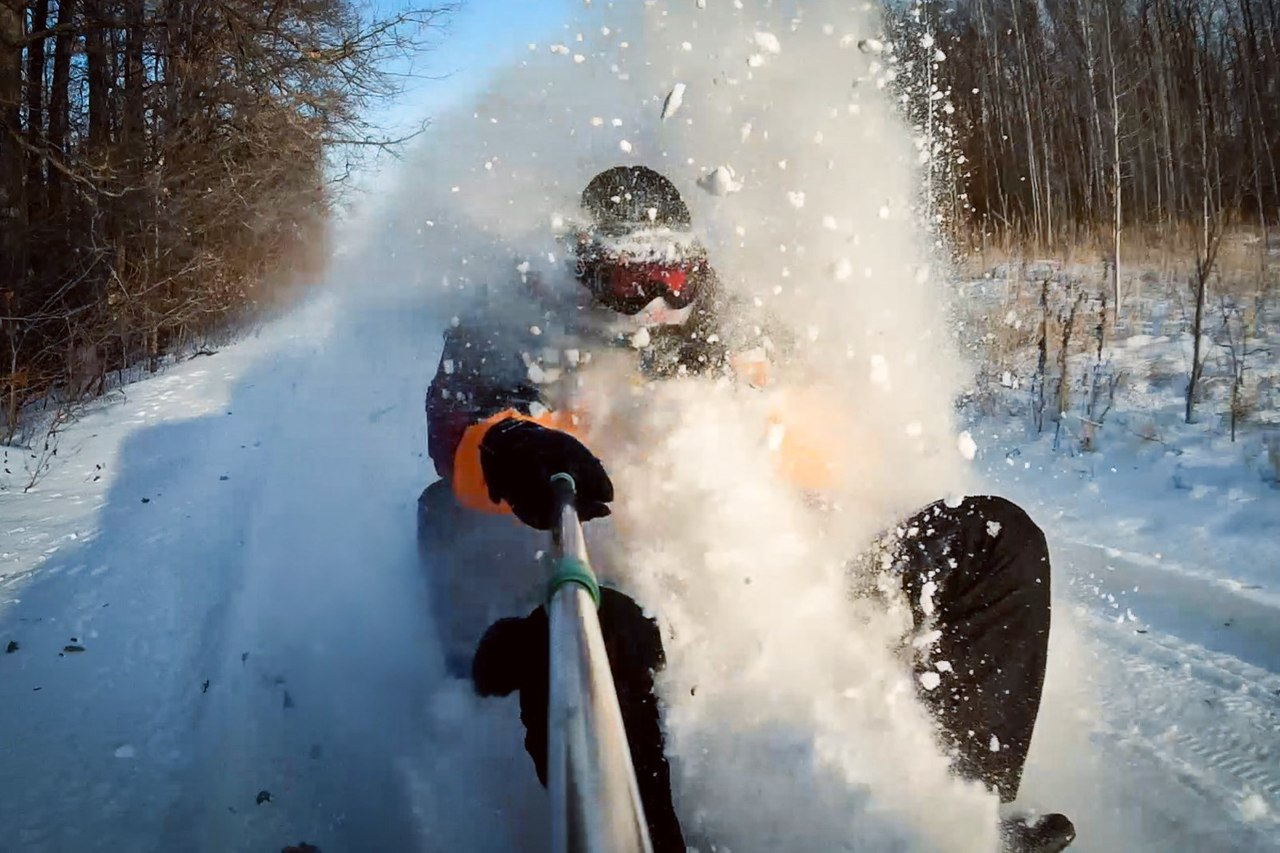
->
xmin=0 ymin=0 xmax=456 ymax=434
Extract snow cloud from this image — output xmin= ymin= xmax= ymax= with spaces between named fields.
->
xmin=347 ymin=1 xmax=989 ymax=848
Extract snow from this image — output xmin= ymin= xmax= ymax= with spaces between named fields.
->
xmin=1240 ymin=792 xmax=1272 ymax=823
xmin=660 ymin=82 xmax=686 ymax=120
xmin=752 ymin=32 xmax=782 ymax=54
xmin=2 ymin=0 xmax=1278 ymax=851
xmin=696 ymin=165 xmax=743 ymax=196
xmin=951 ymin=267 xmax=1280 ymax=850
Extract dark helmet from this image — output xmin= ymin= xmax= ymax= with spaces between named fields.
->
xmin=573 ymin=166 xmax=709 ymax=319
xmin=579 ymin=165 xmax=693 ymax=235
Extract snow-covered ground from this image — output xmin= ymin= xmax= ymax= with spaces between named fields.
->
xmin=2 ymin=270 xmax=1278 ymax=851
xmin=0 ymin=289 xmax=544 ymax=852
xmin=954 ymin=265 xmax=1280 ymax=851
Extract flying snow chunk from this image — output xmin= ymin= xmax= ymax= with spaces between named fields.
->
xmin=869 ymin=354 xmax=891 ymax=389
xmin=631 ymin=327 xmax=651 ymax=349
xmin=766 ymin=423 xmax=786 ymax=452
xmin=787 ymin=191 xmax=805 ymax=209
xmin=919 ymin=671 xmax=941 ymax=691
xmin=957 ymin=431 xmax=978 ymax=461
xmin=831 ymin=258 xmax=853 ymax=281
xmin=696 ymin=0 xmax=706 ymax=7
xmin=986 ymin=520 xmax=1002 ymax=538
xmin=905 ymin=420 xmax=923 ymax=437
xmin=573 ymin=54 xmax=585 ymax=64
xmin=857 ymin=38 xmax=885 ymax=55
xmin=661 ymin=83 xmax=687 ymax=121
xmin=697 ymin=166 xmax=743 ymax=196
xmin=989 ymin=735 xmax=1001 ymax=752
xmin=590 ymin=116 xmax=604 ymax=127
xmin=920 ymin=580 xmax=937 ymax=617
xmin=619 ymin=139 xmax=633 ymax=153
xmin=550 ymin=44 xmax=569 ymax=55
xmin=114 ymin=744 xmax=136 ymax=759
xmin=912 ymin=629 xmax=942 ymax=650
xmin=753 ymin=32 xmax=782 ymax=54
xmin=1239 ymin=790 xmax=1272 ymax=822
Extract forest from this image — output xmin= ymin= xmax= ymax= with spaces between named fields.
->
xmin=899 ymin=0 xmax=1279 ymax=255
xmin=0 ymin=0 xmax=448 ymax=439
xmin=3 ymin=0 xmax=1278 ymax=438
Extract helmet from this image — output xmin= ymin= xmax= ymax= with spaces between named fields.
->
xmin=573 ymin=166 xmax=710 ymax=322
xmin=580 ymin=165 xmax=692 ymax=233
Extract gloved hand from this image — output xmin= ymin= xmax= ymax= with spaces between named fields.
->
xmin=479 ymin=417 xmax=614 ymax=529
xmin=471 ymin=616 xmax=533 ymax=697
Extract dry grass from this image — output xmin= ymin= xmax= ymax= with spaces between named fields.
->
xmin=953 ymin=223 xmax=1278 ymax=290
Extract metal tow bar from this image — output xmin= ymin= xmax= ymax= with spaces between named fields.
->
xmin=546 ymin=472 xmax=654 ymax=853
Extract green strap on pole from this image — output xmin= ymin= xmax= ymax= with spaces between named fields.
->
xmin=546 ymin=471 xmax=602 ymax=608
xmin=547 ymin=555 xmax=601 ymax=608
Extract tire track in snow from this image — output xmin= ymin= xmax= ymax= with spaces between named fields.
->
xmin=1052 ymin=541 xmax=1280 ymax=850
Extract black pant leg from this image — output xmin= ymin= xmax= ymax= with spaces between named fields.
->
xmin=476 ymin=588 xmax=686 ymax=852
xmin=888 ymin=495 xmax=1051 ymax=802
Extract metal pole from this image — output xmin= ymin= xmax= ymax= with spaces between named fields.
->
xmin=546 ymin=473 xmax=654 ymax=853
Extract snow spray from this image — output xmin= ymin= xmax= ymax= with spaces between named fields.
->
xmin=357 ymin=1 xmax=1001 ymax=849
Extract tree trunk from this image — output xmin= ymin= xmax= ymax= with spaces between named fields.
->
xmin=0 ymin=0 xmax=26 ymax=295
xmin=25 ymin=0 xmax=50 ymax=228
xmin=1106 ymin=2 xmax=1122 ymax=324
xmin=85 ymin=0 xmax=111 ymax=151
xmin=46 ymin=0 xmax=76 ymax=214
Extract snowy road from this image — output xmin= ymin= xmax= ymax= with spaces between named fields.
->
xmin=0 ymin=290 xmax=544 ymax=852
xmin=2 ymin=284 xmax=1279 ymax=852
xmin=1019 ymin=541 xmax=1280 ymax=852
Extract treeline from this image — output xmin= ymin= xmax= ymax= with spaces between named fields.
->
xmin=889 ymin=0 xmax=1280 ymax=252
xmin=1 ymin=0 xmax=447 ymax=439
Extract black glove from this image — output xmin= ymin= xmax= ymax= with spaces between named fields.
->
xmin=479 ymin=417 xmax=613 ymax=529
xmin=471 ymin=616 xmax=533 ymax=697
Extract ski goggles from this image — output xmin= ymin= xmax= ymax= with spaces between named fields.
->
xmin=586 ymin=260 xmax=702 ymax=314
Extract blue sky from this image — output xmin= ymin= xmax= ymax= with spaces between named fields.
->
xmin=370 ymin=0 xmax=573 ymax=137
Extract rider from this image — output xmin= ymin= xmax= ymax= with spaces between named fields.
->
xmin=421 ymin=165 xmax=1076 ymax=852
